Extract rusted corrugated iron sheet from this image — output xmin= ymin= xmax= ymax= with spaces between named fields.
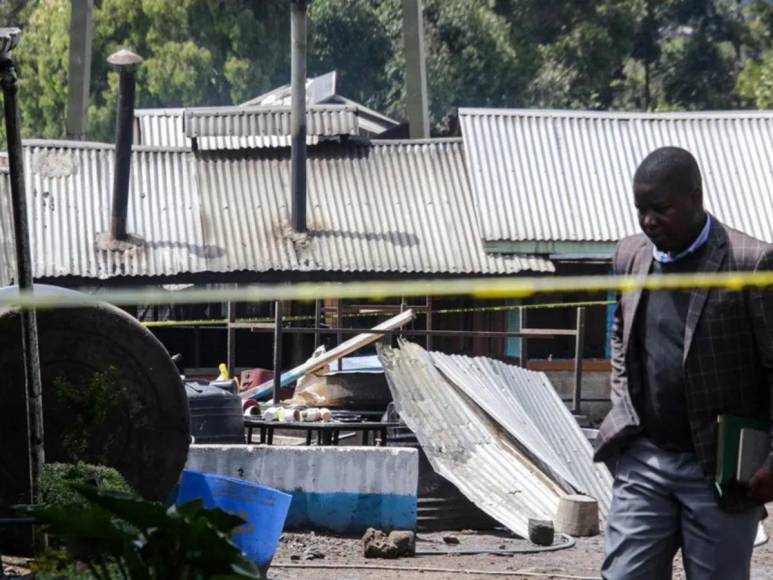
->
xmin=380 ymin=340 xmax=567 ymax=538
xmin=0 ymin=139 xmax=552 ymax=284
xmin=459 ymin=108 xmax=773 ymax=245
xmin=196 ymin=139 xmax=552 ymax=275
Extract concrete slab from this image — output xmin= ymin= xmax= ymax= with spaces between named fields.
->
xmin=186 ymin=445 xmax=418 ymax=533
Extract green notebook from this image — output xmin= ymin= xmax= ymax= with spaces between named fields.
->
xmin=715 ymin=414 xmax=770 ymax=489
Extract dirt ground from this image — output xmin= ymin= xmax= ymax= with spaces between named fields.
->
xmin=3 ymin=518 xmax=773 ymax=579
xmin=270 ymin=519 xmax=773 ymax=580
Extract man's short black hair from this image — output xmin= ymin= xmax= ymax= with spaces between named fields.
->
xmin=633 ymin=146 xmax=702 ymax=195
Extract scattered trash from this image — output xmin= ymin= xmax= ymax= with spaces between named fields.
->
xmin=258 ymin=406 xmax=334 ymax=423
xmin=442 ymin=535 xmax=461 ymax=545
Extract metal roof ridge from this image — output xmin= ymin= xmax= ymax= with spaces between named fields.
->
xmin=458 ymin=107 xmax=773 ymax=120
xmin=370 ymin=137 xmax=463 ymax=146
xmin=184 ymin=103 xmax=357 ymax=116
xmin=22 ymin=139 xmax=192 ymax=154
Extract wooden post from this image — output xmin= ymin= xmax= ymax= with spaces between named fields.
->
xmin=572 ymin=307 xmax=586 ymax=414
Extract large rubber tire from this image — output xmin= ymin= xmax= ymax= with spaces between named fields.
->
xmin=0 ymin=298 xmax=190 ymax=514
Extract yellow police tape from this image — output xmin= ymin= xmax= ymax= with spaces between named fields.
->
xmin=1 ymin=270 xmax=771 ymax=310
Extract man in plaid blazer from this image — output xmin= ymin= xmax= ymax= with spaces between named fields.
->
xmin=593 ymin=147 xmax=773 ymax=579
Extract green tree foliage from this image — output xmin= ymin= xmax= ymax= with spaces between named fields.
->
xmin=13 ymin=0 xmax=289 ymax=141
xmin=6 ymin=0 xmax=773 ymax=142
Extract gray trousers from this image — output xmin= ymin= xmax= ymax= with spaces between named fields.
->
xmin=602 ymin=437 xmax=762 ymax=580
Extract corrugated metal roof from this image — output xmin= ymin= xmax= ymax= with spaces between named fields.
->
xmin=243 ymin=71 xmax=399 ymax=136
xmin=195 ymin=139 xmax=551 ymax=275
xmin=183 ymin=105 xmax=358 ymax=150
xmin=380 ymin=340 xmax=567 ymax=538
xmin=459 ymin=108 xmax=773 ymax=244
xmin=0 ymin=139 xmax=552 ymax=284
xmin=136 ymin=105 xmax=360 ymax=150
xmin=135 ymin=109 xmax=187 ymax=148
xmin=431 ymin=352 xmax=612 ymax=518
xmin=17 ymin=141 xmax=204 ymax=281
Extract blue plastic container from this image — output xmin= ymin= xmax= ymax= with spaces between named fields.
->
xmin=176 ymin=470 xmax=292 ymax=572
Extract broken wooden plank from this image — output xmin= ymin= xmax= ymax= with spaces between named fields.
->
xmin=240 ymin=309 xmax=415 ymax=400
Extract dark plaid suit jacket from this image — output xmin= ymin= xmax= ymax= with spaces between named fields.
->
xmin=593 ymin=217 xmax=773 ymax=510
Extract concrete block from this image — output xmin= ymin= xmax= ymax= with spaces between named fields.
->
xmin=555 ymin=494 xmax=599 ymax=537
xmin=186 ymin=445 xmax=418 ymax=534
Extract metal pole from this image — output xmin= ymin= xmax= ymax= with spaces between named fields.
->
xmin=290 ymin=0 xmax=307 ymax=232
xmin=518 ymin=306 xmax=527 ymax=368
xmin=0 ymin=33 xmax=45 ymax=505
xmin=273 ymin=301 xmax=283 ymax=402
xmin=426 ymin=295 xmax=433 ymax=351
xmin=336 ymin=300 xmax=343 ymax=371
xmin=65 ymin=0 xmax=93 ymax=139
xmin=572 ymin=307 xmax=586 ymax=414
xmin=402 ymin=0 xmax=430 ymax=139
xmin=227 ymin=301 xmax=236 ymax=378
xmin=313 ymin=299 xmax=321 ymax=349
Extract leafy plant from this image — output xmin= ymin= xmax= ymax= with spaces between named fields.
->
xmin=20 ymin=484 xmax=262 ymax=580
xmin=54 ymin=367 xmax=125 ymax=463
xmin=41 ymin=463 xmax=135 ymax=508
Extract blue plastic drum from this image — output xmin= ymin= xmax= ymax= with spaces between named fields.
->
xmin=176 ymin=470 xmax=292 ymax=572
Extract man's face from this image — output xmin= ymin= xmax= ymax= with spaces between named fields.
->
xmin=633 ymin=180 xmax=702 ymax=253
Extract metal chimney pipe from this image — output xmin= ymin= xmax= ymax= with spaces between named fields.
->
xmin=290 ymin=0 xmax=307 ymax=233
xmin=107 ymin=49 xmax=143 ymax=241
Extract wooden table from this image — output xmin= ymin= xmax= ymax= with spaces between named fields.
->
xmin=244 ymin=419 xmax=400 ymax=446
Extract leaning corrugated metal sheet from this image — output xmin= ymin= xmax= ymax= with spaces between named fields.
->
xmin=431 ymin=352 xmax=612 ymax=517
xmin=0 ymin=139 xmax=552 ymax=284
xmin=459 ymin=108 xmax=773 ymax=244
xmin=379 ymin=340 xmax=567 ymax=538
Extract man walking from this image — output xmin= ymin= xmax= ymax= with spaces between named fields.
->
xmin=594 ymin=146 xmax=773 ymax=579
